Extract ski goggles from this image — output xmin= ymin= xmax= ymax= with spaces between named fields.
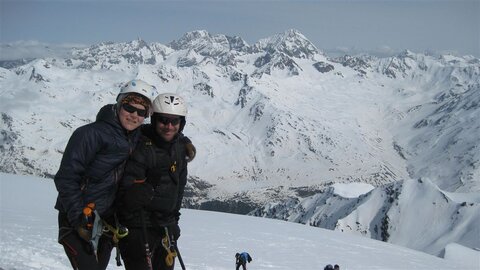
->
xmin=122 ymin=103 xmax=148 ymax=117
xmin=157 ymin=115 xmax=181 ymax=126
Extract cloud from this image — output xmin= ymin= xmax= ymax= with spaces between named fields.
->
xmin=323 ymin=45 xmax=464 ymax=59
xmin=324 ymin=46 xmax=404 ymax=58
xmin=0 ymin=40 xmax=88 ymax=61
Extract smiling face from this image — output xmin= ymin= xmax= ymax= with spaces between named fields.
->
xmin=118 ymin=102 xmax=146 ymax=131
xmin=155 ymin=113 xmax=181 ymax=142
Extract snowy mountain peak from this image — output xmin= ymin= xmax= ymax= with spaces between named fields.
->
xmin=168 ymin=30 xmax=250 ymax=57
xmin=397 ymin=49 xmax=416 ymax=58
xmin=70 ymin=38 xmax=157 ymax=69
xmin=254 ymin=29 xmax=319 ymax=59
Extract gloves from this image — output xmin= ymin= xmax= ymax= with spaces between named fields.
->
xmin=76 ymin=203 xmax=95 ymax=243
xmin=185 ymin=143 xmax=196 ymax=162
xmin=75 ymin=216 xmax=97 ymax=255
xmin=122 ymin=181 xmax=154 ymax=212
xmin=168 ymin=223 xmax=181 ymax=241
xmin=180 ymin=135 xmax=196 ymax=162
xmin=76 ymin=225 xmax=92 ymax=243
xmin=76 ymin=214 xmax=93 ymax=243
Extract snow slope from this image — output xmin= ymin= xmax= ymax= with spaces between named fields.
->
xmin=1 ymin=173 xmax=478 ymax=270
xmin=253 ymin=178 xmax=480 ymax=258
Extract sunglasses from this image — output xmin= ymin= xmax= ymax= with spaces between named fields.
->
xmin=157 ymin=115 xmax=181 ymax=126
xmin=122 ymin=103 xmax=148 ymax=117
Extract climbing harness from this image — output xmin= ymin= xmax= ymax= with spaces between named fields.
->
xmin=83 ymin=203 xmax=128 ymax=264
xmin=140 ymin=211 xmax=153 ymax=270
xmin=162 ymin=227 xmax=178 ymax=267
xmin=162 ymin=227 xmax=186 ymax=270
xmin=103 ymin=217 xmax=129 ymax=266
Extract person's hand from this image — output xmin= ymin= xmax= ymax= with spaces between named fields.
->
xmin=185 ymin=143 xmax=196 ymax=162
xmin=75 ymin=211 xmax=94 ymax=242
xmin=122 ymin=182 xmax=154 ymax=212
xmin=168 ymin=223 xmax=181 ymax=241
xmin=76 ymin=225 xmax=92 ymax=242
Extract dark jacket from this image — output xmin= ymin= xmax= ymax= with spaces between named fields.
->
xmin=118 ymin=124 xmax=188 ymax=228
xmin=236 ymin=252 xmax=252 ymax=265
xmin=54 ymin=104 xmax=141 ymax=227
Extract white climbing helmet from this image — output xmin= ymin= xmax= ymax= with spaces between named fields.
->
xmin=152 ymin=93 xmax=187 ymax=116
xmin=116 ymin=79 xmax=158 ymax=103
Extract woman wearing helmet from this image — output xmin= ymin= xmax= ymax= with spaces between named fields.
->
xmin=54 ymin=79 xmax=157 ymax=270
xmin=117 ymin=93 xmax=194 ymax=270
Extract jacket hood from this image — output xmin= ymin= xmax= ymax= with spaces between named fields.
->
xmin=96 ymin=104 xmax=123 ymax=130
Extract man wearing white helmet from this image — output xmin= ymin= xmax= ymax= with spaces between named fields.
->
xmin=117 ymin=93 xmax=195 ymax=270
xmin=54 ymin=79 xmax=157 ymax=270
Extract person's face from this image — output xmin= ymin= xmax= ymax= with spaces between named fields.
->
xmin=155 ymin=113 xmax=181 ymax=142
xmin=118 ymin=103 xmax=147 ymax=131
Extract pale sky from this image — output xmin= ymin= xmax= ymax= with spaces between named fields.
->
xmin=1 ymin=0 xmax=479 ymax=58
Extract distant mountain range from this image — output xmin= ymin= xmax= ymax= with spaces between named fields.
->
xmin=1 ymin=29 xmax=479 ymax=258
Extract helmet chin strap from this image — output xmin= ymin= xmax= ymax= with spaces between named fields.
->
xmin=179 ymin=117 xmax=186 ymax=132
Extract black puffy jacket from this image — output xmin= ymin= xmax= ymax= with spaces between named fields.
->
xmin=54 ymin=104 xmax=141 ymax=227
xmin=118 ymin=125 xmax=188 ymax=228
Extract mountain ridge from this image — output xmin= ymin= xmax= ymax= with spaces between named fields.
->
xmin=1 ymin=29 xmax=479 ymax=258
